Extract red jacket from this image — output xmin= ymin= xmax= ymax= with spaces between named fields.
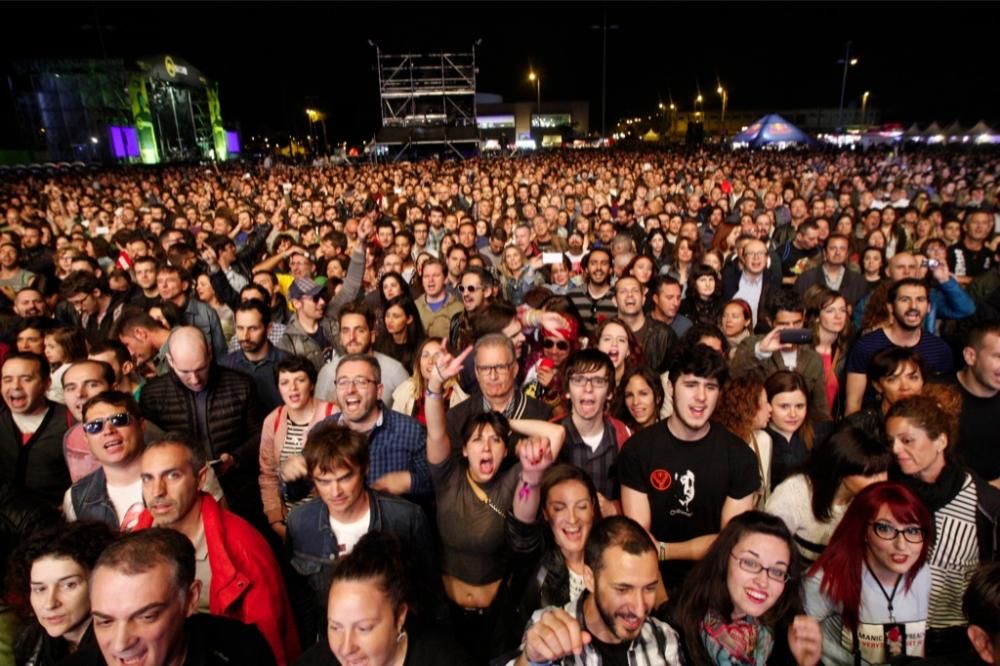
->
xmin=200 ymin=494 xmax=300 ymax=665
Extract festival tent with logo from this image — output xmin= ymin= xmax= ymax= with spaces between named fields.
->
xmin=731 ymin=114 xmax=815 ymax=148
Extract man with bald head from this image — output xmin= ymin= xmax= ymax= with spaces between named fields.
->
xmin=722 ymin=238 xmax=780 ymax=329
xmin=139 ymin=326 xmax=265 ymax=522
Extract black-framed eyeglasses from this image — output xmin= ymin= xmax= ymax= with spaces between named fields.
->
xmin=543 ymin=339 xmax=570 ymax=351
xmin=569 ymin=375 xmax=609 ymax=389
xmin=82 ymin=412 xmax=132 ymax=435
xmin=335 ymin=377 xmax=377 ymax=390
xmin=870 ymin=521 xmax=925 ymax=544
xmin=730 ymin=554 xmax=790 ymax=583
xmin=476 ymin=362 xmax=514 ymax=376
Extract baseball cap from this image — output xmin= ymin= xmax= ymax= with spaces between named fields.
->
xmin=289 ymin=278 xmax=324 ymax=301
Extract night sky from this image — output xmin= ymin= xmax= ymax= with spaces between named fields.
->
xmin=2 ymin=2 xmax=997 ymax=147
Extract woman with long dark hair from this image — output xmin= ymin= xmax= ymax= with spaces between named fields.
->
xmin=374 ymin=295 xmax=425 ymax=373
xmin=765 ymin=371 xmax=819 ymax=491
xmin=804 ymin=286 xmax=853 ymax=418
xmin=680 ymin=264 xmax=723 ymax=328
xmin=803 ymin=481 xmax=933 ymax=664
xmin=766 ymin=414 xmax=891 ymax=566
xmin=673 ymin=511 xmax=822 ymax=665
xmin=612 ymin=365 xmax=665 ymax=433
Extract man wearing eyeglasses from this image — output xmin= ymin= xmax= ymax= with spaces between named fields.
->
xmin=722 ymin=238 xmax=779 ymax=329
xmin=328 ymin=353 xmax=431 ymax=499
xmin=614 ymin=276 xmax=676 ymax=373
xmin=0 ymin=352 xmax=71 ymax=507
xmin=557 ymin=349 xmax=631 ymax=514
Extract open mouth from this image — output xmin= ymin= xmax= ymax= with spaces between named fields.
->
xmin=114 ymin=649 xmax=148 ymax=665
xmin=561 ymin=525 xmax=583 ymax=543
xmin=103 ymin=437 xmax=125 ymax=454
xmin=478 ymin=458 xmax=494 ymax=476
xmin=745 ymin=588 xmax=769 ymax=605
xmin=618 ymin=614 xmax=642 ymax=632
xmin=343 ymin=397 xmax=362 ymax=410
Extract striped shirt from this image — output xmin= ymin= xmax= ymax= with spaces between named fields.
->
xmin=927 ymin=474 xmax=980 ymax=629
xmin=279 ymin=415 xmax=311 ymax=511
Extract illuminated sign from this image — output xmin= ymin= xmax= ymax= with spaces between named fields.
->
xmin=477 ymin=115 xmax=515 ymax=129
xmin=531 ymin=114 xmax=571 ymax=129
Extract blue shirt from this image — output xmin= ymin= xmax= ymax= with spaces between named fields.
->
xmin=219 ymin=344 xmax=290 ymax=413
xmin=329 ymin=405 xmax=432 ymax=497
xmin=846 ymin=328 xmax=955 ymax=406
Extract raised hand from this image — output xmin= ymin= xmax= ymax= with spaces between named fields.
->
xmin=428 ymin=342 xmax=473 ymax=390
xmin=788 ymin=615 xmax=822 ymax=666
xmin=357 ymin=215 xmax=374 ymax=240
xmin=522 ymin=608 xmax=591 ymax=663
xmin=518 ymin=435 xmax=553 ymax=476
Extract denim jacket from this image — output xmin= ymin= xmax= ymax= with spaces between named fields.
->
xmin=286 ymin=489 xmax=441 ymax=621
xmin=68 ymin=467 xmax=118 ymax=529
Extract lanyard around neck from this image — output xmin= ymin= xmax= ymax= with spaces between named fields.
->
xmin=864 ymin=559 xmax=903 ymax=623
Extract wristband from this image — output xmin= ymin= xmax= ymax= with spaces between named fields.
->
xmin=658 ymin=541 xmax=668 ymax=561
xmin=424 ymin=388 xmax=444 ymax=400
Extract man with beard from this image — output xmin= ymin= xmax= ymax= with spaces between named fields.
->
xmin=845 ymin=278 xmax=955 ymax=414
xmin=619 ymin=345 xmax=758 ymax=596
xmin=220 ymin=299 xmax=289 ymax=412
xmin=793 ymin=233 xmax=867 ymax=307
xmin=515 ymin=516 xmax=682 ymax=666
xmin=569 ymin=248 xmax=616 ymax=331
xmin=140 ymin=434 xmax=299 ymax=664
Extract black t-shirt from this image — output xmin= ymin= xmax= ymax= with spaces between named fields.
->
xmin=945 ymin=374 xmax=1000 ymax=482
xmin=947 ymin=243 xmax=993 ymax=278
xmin=588 ymin=634 xmax=630 ymax=666
xmin=618 ymin=421 xmax=759 ymax=588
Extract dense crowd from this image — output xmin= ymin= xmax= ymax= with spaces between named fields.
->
xmin=1 ymin=146 xmax=1000 ymax=666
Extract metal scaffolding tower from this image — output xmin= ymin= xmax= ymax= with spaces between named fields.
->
xmin=373 ymin=47 xmax=480 ymax=161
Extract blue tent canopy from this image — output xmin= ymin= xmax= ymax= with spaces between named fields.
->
xmin=732 ymin=114 xmax=815 ymax=148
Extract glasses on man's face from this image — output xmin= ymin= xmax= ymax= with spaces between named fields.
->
xmin=569 ymin=375 xmax=609 ymax=389
xmin=335 ymin=377 xmax=377 ymax=390
xmin=730 ymin=554 xmax=790 ymax=583
xmin=871 ymin=521 xmax=925 ymax=544
xmin=83 ymin=412 xmax=132 ymax=435
xmin=476 ymin=362 xmax=514 ymax=376
xmin=543 ymin=339 xmax=570 ymax=351
xmin=459 ymin=285 xmax=479 ymax=293
xmin=743 ymin=251 xmax=767 ymax=259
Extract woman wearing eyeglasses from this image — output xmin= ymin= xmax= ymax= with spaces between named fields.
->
xmin=885 ymin=387 xmax=1000 ymax=657
xmin=673 ymin=511 xmax=822 ymax=666
xmin=803 ymin=481 xmax=932 ymax=665
xmin=422 ymin=340 xmax=565 ymax=663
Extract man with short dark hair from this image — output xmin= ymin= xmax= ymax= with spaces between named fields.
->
xmin=89 ymin=528 xmax=279 ymax=666
xmin=220 ymin=299 xmax=289 ymax=412
xmin=779 ymin=218 xmax=822 ymax=284
xmin=60 ymin=270 xmax=125 ymax=347
xmin=0 ymin=352 xmax=71 ymax=506
xmin=845 ymin=278 xmax=955 ymax=414
xmin=415 ymin=258 xmax=463 ymax=338
xmin=949 ymin=322 xmax=1000 ymax=489
xmin=793 ymin=233 xmax=867 ymax=306
xmin=619 ymin=346 xmax=758 ymax=594
xmin=156 ymin=264 xmax=227 ymax=358
xmin=286 ymin=420 xmax=438 ymax=632
xmin=731 ymin=289 xmax=830 ymax=421
xmin=568 ymin=248 xmax=616 ymax=330
xmin=448 ymin=266 xmax=497 ymax=350
xmin=116 ymin=309 xmax=172 ymax=376
xmin=327 ymin=353 xmax=430 ymax=497
xmin=650 ymin=275 xmax=692 ymax=338
xmin=614 ymin=276 xmax=675 ymax=373
xmin=948 ymin=209 xmax=995 ymax=285
xmin=60 ymin=359 xmax=115 ymax=481
xmin=314 ymin=303 xmax=408 ymax=409
xmin=515 ymin=516 xmax=683 ymax=666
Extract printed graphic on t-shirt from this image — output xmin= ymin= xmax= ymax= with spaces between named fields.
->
xmin=842 ymin=620 xmax=926 ymax=662
xmin=671 ymin=470 xmax=696 ymax=517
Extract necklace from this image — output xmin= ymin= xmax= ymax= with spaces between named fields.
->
xmin=864 ymin=559 xmax=903 ymax=623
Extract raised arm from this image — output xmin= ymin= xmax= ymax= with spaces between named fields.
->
xmin=510 ymin=420 xmax=566 ymax=523
xmin=425 ymin=343 xmax=474 ymax=466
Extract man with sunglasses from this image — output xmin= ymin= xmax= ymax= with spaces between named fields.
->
xmin=278 ymin=277 xmax=337 ymax=372
xmin=65 ymin=390 xmax=222 ymax=531
xmin=614 ymin=275 xmax=676 ymax=373
xmin=448 ymin=266 xmax=497 ymax=350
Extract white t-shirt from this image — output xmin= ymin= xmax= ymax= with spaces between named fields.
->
xmin=329 ymin=507 xmax=371 ymax=557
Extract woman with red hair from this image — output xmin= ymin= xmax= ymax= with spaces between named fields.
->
xmin=803 ymin=481 xmax=933 ymax=664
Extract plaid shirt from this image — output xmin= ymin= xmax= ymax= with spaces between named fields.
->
xmin=518 ymin=593 xmax=683 ymax=666
xmin=333 ymin=404 xmax=432 ymax=496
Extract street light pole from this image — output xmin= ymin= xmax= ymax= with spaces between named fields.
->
xmin=837 ymin=40 xmax=858 ymax=131
xmin=528 ymin=71 xmax=540 ymax=117
xmin=861 ymin=91 xmax=870 ymax=125
xmin=717 ymin=85 xmax=728 ymax=137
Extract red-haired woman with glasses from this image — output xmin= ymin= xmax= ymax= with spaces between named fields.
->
xmin=803 ymin=481 xmax=933 ymax=664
